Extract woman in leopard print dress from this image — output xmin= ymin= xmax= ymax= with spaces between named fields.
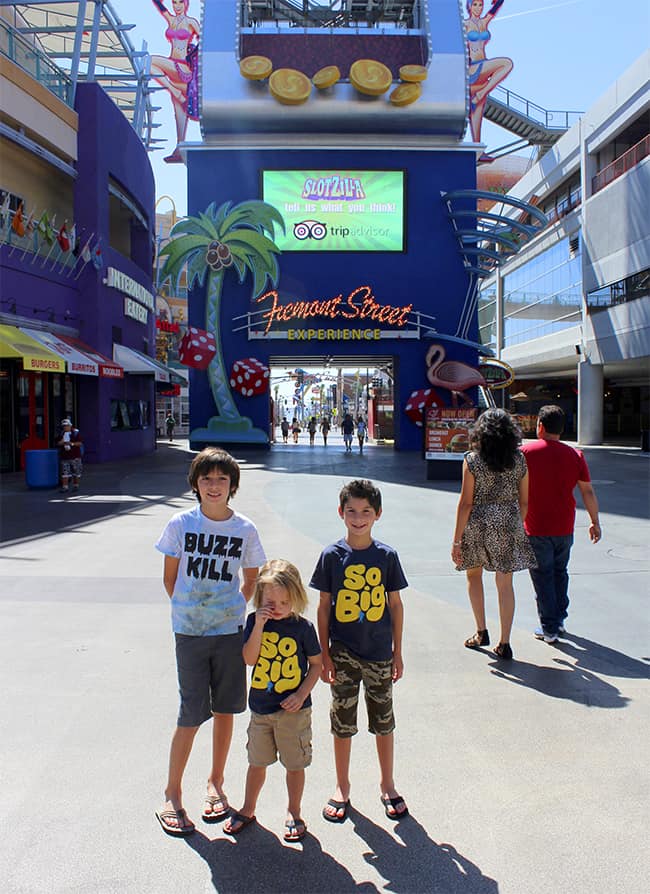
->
xmin=451 ymin=409 xmax=535 ymax=660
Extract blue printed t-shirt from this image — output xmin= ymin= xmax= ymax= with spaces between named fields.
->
xmin=155 ymin=506 xmax=266 ymax=636
xmin=310 ymin=539 xmax=408 ymax=661
xmin=244 ymin=614 xmax=321 ymax=715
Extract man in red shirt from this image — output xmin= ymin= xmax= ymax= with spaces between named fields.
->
xmin=521 ymin=405 xmax=601 ymax=643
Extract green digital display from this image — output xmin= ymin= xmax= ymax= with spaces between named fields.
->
xmin=261 ymin=169 xmax=405 ymax=252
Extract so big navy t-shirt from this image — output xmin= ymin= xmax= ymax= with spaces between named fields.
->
xmin=244 ymin=614 xmax=321 ymax=714
xmin=310 ymin=538 xmax=408 ymax=662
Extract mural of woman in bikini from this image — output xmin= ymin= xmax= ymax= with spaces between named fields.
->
xmin=464 ymin=0 xmax=513 ymax=162
xmin=150 ymin=0 xmax=200 ymax=164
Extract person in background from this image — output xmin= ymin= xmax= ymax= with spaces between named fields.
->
xmin=521 ymin=405 xmax=601 ymax=643
xmin=341 ymin=413 xmax=355 ymax=453
xmin=57 ymin=418 xmax=83 ymax=493
xmin=451 ymin=409 xmax=535 ymax=661
xmin=307 ymin=416 xmax=318 ymax=446
xmin=292 ymin=417 xmax=301 ymax=444
xmin=356 ymin=416 xmax=367 ymax=454
xmin=320 ymin=416 xmax=331 ymax=446
xmin=166 ymin=411 xmax=176 ymax=442
xmin=280 ymin=417 xmax=290 ymax=444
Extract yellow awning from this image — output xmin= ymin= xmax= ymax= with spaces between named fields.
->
xmin=0 ymin=324 xmax=66 ymax=373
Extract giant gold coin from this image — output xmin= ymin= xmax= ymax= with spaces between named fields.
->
xmin=269 ymin=68 xmax=312 ymax=105
xmin=389 ymin=82 xmax=422 ymax=107
xmin=399 ymin=64 xmax=428 ymax=83
xmin=240 ymin=55 xmax=273 ymax=80
xmin=349 ymin=59 xmax=392 ymax=96
xmin=312 ymin=65 xmax=340 ymax=89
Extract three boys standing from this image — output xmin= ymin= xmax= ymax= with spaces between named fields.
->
xmin=155 ymin=452 xmax=407 ymax=838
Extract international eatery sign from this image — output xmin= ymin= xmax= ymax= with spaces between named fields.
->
xmin=247 ymin=284 xmax=419 ymax=341
xmin=106 ymin=267 xmax=155 ymax=325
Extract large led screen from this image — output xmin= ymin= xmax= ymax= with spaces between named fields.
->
xmin=261 ymin=170 xmax=405 ymax=252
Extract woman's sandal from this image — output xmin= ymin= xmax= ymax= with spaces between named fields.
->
xmin=464 ymin=629 xmax=489 ymax=649
xmin=493 ymin=642 xmax=513 ymax=660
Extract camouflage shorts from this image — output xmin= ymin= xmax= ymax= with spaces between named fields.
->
xmin=330 ymin=643 xmax=394 ymax=738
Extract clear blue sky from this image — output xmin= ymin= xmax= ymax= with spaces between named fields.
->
xmin=115 ymin=0 xmax=648 ymax=215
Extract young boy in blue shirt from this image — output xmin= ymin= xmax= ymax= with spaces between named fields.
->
xmin=154 ymin=448 xmax=266 ymax=836
xmin=310 ymin=479 xmax=409 ymax=823
xmin=224 ymin=559 xmax=321 ymax=842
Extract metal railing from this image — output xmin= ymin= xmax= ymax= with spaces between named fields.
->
xmin=491 ymin=85 xmax=582 ymax=131
xmin=0 ymin=19 xmax=73 ymax=106
xmin=592 ymin=134 xmax=650 ymax=194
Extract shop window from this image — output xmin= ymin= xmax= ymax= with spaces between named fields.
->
xmin=111 ymin=399 xmax=151 ymax=430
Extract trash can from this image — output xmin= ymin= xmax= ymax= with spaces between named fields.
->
xmin=25 ymin=449 xmax=59 ymax=488
xmin=642 ymin=430 xmax=650 ymax=452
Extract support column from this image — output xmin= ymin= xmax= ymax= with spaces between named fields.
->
xmin=577 ymin=357 xmax=604 ymax=445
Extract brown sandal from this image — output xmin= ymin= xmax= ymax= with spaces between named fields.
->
xmin=464 ymin=629 xmax=489 ymax=649
xmin=493 ymin=642 xmax=513 ymax=660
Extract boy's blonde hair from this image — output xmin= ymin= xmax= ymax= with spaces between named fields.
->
xmin=253 ymin=559 xmax=308 ymax=617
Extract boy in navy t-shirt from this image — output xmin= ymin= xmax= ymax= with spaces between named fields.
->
xmin=224 ymin=560 xmax=321 ymax=842
xmin=310 ymin=479 xmax=409 ymax=823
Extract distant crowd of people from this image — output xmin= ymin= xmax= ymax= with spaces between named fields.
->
xmin=279 ymin=413 xmax=367 ymax=453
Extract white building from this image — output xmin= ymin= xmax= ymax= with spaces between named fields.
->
xmin=479 ymin=52 xmax=649 ymax=445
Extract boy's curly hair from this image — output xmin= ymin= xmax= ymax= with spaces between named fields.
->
xmin=339 ymin=479 xmax=382 ymax=513
xmin=188 ymin=448 xmax=240 ymax=502
xmin=253 ymin=559 xmax=308 ymax=617
xmin=469 ymin=409 xmax=522 ymax=472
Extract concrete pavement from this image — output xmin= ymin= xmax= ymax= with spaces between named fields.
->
xmin=1 ymin=434 xmax=648 ymax=893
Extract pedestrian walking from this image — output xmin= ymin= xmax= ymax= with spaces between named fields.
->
xmin=341 ymin=413 xmax=354 ymax=452
xmin=451 ymin=409 xmax=536 ymax=661
xmin=521 ymin=405 xmax=601 ymax=643
xmin=320 ymin=417 xmax=331 ymax=446
xmin=356 ymin=416 xmax=367 ymax=453
xmin=165 ymin=412 xmax=176 ymax=442
xmin=57 ymin=418 xmax=83 ymax=492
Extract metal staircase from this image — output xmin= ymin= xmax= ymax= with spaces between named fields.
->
xmin=486 ymin=85 xmax=582 ymax=148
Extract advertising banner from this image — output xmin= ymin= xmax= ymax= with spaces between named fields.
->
xmin=425 ymin=407 xmax=477 ymax=460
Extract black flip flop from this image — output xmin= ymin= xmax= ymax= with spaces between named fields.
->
xmin=224 ymin=812 xmax=256 ymax=835
xmin=381 ymin=796 xmax=409 ymax=820
xmin=322 ymin=798 xmax=350 ymax=823
xmin=155 ymin=808 xmax=195 ymax=837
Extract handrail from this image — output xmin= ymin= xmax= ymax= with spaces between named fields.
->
xmin=0 ymin=19 xmax=73 ymax=106
xmin=592 ymin=134 xmax=650 ymax=194
xmin=490 ymin=85 xmax=582 ymax=131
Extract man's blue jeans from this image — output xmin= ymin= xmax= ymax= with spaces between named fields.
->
xmin=528 ymin=535 xmax=574 ymax=635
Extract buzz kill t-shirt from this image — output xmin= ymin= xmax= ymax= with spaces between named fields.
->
xmin=310 ymin=539 xmax=408 ymax=662
xmin=155 ymin=505 xmax=266 ymax=636
xmin=244 ymin=614 xmax=321 ymax=715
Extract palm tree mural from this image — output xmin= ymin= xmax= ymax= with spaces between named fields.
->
xmin=159 ymin=200 xmax=284 ymax=443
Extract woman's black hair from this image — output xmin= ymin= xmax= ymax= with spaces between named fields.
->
xmin=469 ymin=409 xmax=521 ymax=472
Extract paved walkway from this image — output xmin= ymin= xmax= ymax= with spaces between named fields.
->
xmin=1 ymin=437 xmax=648 ymax=893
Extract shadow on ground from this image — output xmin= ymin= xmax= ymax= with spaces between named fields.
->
xmin=183 ymin=810 xmax=499 ymax=893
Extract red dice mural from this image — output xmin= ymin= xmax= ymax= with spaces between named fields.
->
xmin=404 ymin=387 xmax=444 ymax=426
xmin=230 ymin=357 xmax=270 ymax=397
xmin=178 ymin=327 xmax=217 ymax=370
